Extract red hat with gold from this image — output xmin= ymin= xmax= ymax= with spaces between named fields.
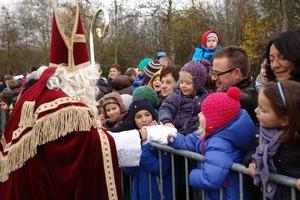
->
xmin=49 ymin=0 xmax=90 ymax=71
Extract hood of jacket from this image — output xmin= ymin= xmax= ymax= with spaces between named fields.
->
xmin=205 ymin=109 xmax=255 ymax=152
xmin=111 ymin=75 xmax=133 ymax=90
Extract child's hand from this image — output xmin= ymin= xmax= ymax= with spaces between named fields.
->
xmin=150 ymin=120 xmax=158 ymax=126
xmin=164 ymin=122 xmax=175 ymax=128
xmin=248 ymin=162 xmax=256 ymax=178
xmin=0 ymin=102 xmax=8 ymax=112
xmin=296 ymin=178 xmax=300 ymax=191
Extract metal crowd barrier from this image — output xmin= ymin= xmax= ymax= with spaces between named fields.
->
xmin=121 ymin=142 xmax=298 ymax=200
xmin=0 ymin=109 xmax=8 ymax=137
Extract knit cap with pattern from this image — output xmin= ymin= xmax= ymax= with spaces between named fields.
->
xmin=201 ymin=87 xmax=241 ymax=135
xmin=132 ymin=86 xmax=159 ymax=109
xmin=180 ymin=60 xmax=208 ymax=92
xmin=143 ymin=60 xmax=163 ymax=85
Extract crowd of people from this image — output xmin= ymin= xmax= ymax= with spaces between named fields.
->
xmin=0 ymin=67 xmax=37 ymax=124
xmin=1 ymin=1 xmax=300 ymax=199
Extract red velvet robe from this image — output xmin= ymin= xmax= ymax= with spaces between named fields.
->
xmin=0 ymin=68 xmax=124 ymax=200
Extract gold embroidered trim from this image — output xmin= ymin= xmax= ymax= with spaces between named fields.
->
xmin=98 ymin=128 xmax=118 ymax=200
xmin=51 ymin=0 xmax=91 ymax=72
xmin=74 ymin=34 xmax=86 ymax=43
xmin=0 ymin=104 xmax=99 ymax=182
xmin=33 ymin=97 xmax=83 ymax=118
xmin=48 ymin=61 xmax=91 ymax=71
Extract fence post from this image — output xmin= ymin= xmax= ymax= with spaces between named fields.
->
xmin=0 ymin=109 xmax=8 ymax=136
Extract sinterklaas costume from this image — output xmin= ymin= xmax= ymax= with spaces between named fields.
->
xmin=0 ymin=1 xmax=141 ymax=199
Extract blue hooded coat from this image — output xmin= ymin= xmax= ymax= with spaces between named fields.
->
xmin=169 ymin=109 xmax=254 ymax=200
xmin=192 ymin=30 xmax=221 ymax=62
xmin=192 ymin=45 xmax=221 ymax=61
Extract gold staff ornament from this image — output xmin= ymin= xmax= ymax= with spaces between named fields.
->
xmin=89 ymin=8 xmax=109 ymax=67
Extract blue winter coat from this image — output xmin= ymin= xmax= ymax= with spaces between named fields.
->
xmin=131 ymin=74 xmax=144 ymax=93
xmin=169 ymin=109 xmax=255 ymax=200
xmin=192 ymin=45 xmax=221 ymax=62
xmin=122 ymin=144 xmax=173 ymax=200
xmin=158 ymin=87 xmax=208 ymax=134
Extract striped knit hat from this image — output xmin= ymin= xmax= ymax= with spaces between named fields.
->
xmin=143 ymin=60 xmax=163 ymax=85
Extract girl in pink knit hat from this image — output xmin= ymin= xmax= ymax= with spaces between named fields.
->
xmin=168 ymin=87 xmax=255 ymax=200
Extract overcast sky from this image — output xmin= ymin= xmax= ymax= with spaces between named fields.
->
xmin=0 ymin=0 xmax=17 ymax=8
xmin=1 ymin=0 xmax=15 ymax=5
xmin=0 ymin=0 xmax=190 ymax=10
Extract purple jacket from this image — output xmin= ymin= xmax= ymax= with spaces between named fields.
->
xmin=158 ymin=87 xmax=208 ymax=134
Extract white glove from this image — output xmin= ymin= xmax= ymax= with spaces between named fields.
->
xmin=143 ymin=125 xmax=177 ymax=145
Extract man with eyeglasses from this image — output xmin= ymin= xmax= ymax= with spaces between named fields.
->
xmin=210 ymin=45 xmax=260 ymax=200
xmin=210 ymin=45 xmax=258 ymax=124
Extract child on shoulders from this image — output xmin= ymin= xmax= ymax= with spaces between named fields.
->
xmin=192 ymin=30 xmax=221 ymax=63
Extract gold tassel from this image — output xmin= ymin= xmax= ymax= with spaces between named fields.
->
xmin=18 ymin=101 xmax=36 ymax=128
xmin=0 ymin=105 xmax=98 ymax=182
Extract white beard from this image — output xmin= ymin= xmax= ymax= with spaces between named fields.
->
xmin=37 ymin=64 xmax=100 ymax=113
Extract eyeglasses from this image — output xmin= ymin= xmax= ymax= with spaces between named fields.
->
xmin=267 ymin=57 xmax=287 ymax=65
xmin=210 ymin=68 xmax=236 ymax=80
